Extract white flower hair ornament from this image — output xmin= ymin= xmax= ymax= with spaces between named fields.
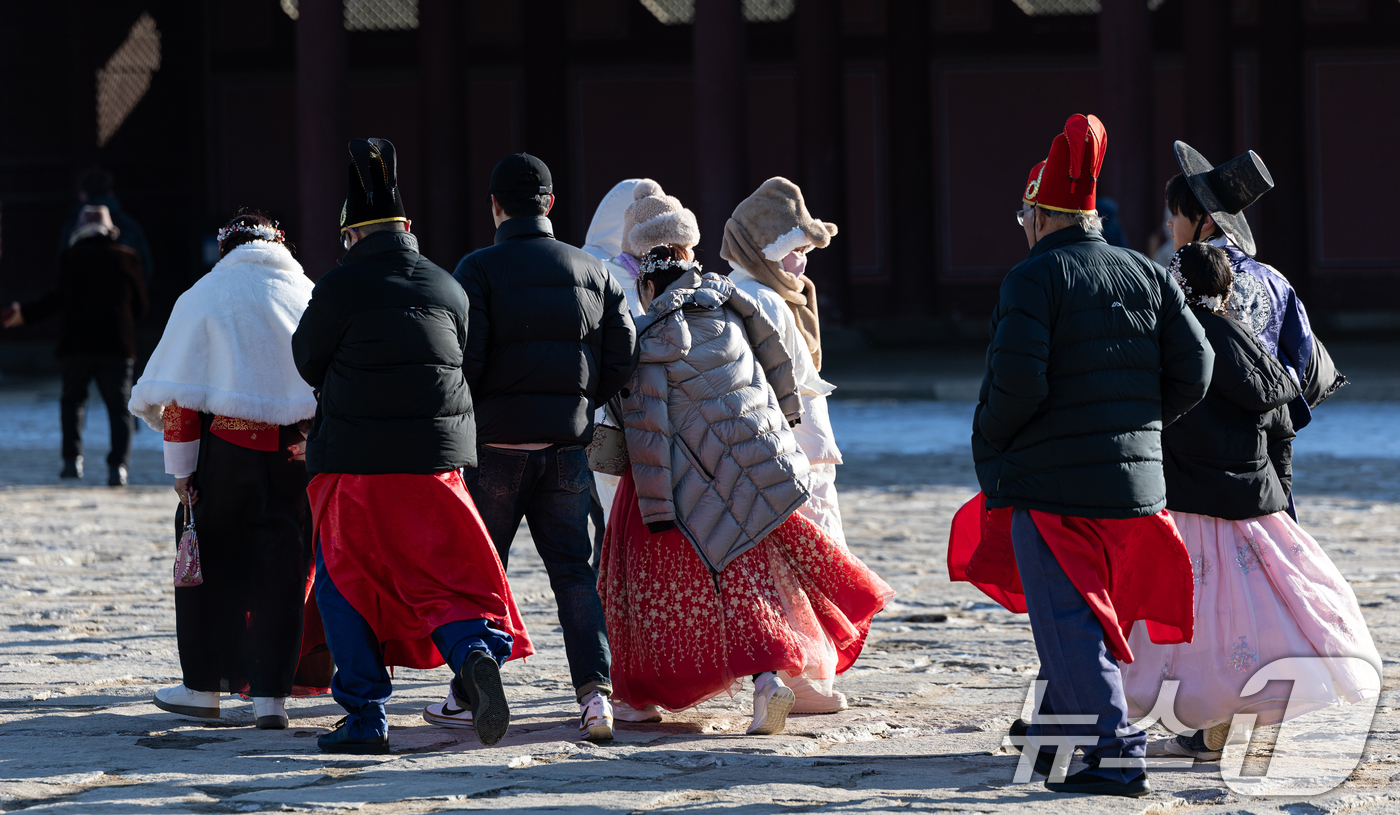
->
xmin=1168 ymin=246 xmax=1230 ymax=316
xmin=216 ymin=221 xmax=286 ymax=251
xmin=636 ymin=252 xmax=702 ymax=282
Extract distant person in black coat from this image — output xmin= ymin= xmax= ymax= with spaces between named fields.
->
xmin=4 ymin=205 xmax=148 ymax=485
xmin=60 ymin=167 xmax=154 ymax=287
xmin=452 ymin=153 xmax=636 ymax=742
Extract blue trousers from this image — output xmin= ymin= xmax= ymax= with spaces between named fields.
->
xmin=1011 ymin=508 xmax=1146 ymax=782
xmin=314 ymin=546 xmax=512 ymax=738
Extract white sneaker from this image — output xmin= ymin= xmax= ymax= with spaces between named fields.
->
xmin=613 ymin=702 xmax=663 ymax=723
xmin=747 ymin=675 xmax=796 ymax=735
xmin=253 ymin=697 xmax=288 ymax=730
xmin=783 ymin=672 xmax=848 ymax=714
xmin=423 ymin=687 xmax=474 ymax=729
xmin=1165 ymin=732 xmax=1223 ymax=762
xmin=153 ymin=684 xmax=220 ymax=719
xmin=579 ymin=691 xmax=615 ymax=741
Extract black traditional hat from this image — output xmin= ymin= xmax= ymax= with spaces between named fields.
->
xmin=1173 ymin=141 xmax=1274 ymax=257
xmin=340 ymin=138 xmax=408 ymax=233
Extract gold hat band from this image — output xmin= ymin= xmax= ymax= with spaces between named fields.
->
xmin=341 ymin=216 xmax=409 ymax=233
xmin=1021 ymin=199 xmax=1094 ymax=214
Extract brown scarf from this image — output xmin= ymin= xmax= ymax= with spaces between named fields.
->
xmin=721 ymin=218 xmax=822 ymax=371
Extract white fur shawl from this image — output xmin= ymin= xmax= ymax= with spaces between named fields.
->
xmin=129 ymin=241 xmax=317 ymax=431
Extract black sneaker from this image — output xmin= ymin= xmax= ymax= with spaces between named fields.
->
xmin=1008 ymin=718 xmax=1055 ymax=776
xmin=1045 ymin=770 xmax=1151 ymax=798
xmin=60 ymin=458 xmax=82 ymax=479
xmin=460 ymin=651 xmax=510 ymax=746
xmin=317 ymin=716 xmax=389 ymax=755
xmin=108 ymin=465 xmax=127 ymax=487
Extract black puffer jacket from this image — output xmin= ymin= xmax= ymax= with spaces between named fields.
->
xmin=452 ymin=216 xmax=636 ymax=446
xmin=293 ymin=230 xmax=475 ymax=474
xmin=973 ymin=227 xmax=1214 ymax=518
xmin=1163 ymin=309 xmax=1299 ymax=520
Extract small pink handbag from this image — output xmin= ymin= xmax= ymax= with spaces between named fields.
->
xmin=174 ymin=506 xmax=203 ymax=587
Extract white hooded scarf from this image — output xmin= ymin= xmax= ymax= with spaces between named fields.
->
xmin=582 ymin=179 xmax=645 ymax=262
xmin=129 ymin=240 xmax=317 ymax=431
xmin=583 ymin=179 xmax=646 ymax=319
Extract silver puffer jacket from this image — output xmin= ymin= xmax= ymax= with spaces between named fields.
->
xmin=622 ymin=270 xmax=810 ymax=572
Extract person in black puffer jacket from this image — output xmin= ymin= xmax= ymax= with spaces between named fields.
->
xmin=1120 ymin=242 xmax=1382 ymax=764
xmin=966 ymin=114 xmax=1213 ymax=800
xmin=451 ymin=153 xmax=635 ymax=742
xmin=293 ymin=139 xmax=528 ymax=756
xmin=1161 ymin=244 xmax=1298 ymax=520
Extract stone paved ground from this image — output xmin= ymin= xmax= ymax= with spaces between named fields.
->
xmin=2 ymin=443 xmax=1397 ymax=814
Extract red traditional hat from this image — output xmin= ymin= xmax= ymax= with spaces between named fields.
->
xmin=1022 ymin=114 xmax=1108 ymax=214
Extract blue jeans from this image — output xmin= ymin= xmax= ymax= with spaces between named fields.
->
xmin=314 ymin=546 xmax=512 ymax=739
xmin=1011 ymin=508 xmax=1146 ymax=782
xmin=464 ymin=444 xmax=611 ymax=701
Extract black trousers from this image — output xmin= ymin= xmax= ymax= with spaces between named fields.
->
xmin=60 ymin=354 xmax=134 ymax=467
xmin=174 ymin=417 xmax=311 ymax=697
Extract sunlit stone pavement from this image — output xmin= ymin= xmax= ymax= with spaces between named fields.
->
xmin=2 ymin=391 xmax=1397 ymax=813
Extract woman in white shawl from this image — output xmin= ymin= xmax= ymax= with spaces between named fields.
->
xmin=129 ymin=210 xmax=319 ymax=730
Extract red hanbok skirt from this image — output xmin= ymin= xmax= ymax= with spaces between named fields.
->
xmin=305 ymin=470 xmax=534 ymax=669
xmin=599 ymin=470 xmax=893 ymax=712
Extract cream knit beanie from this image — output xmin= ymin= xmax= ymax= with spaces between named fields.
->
xmin=620 ymin=179 xmax=700 ymax=259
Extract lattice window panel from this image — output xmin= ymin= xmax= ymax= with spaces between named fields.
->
xmin=1012 ymin=0 xmax=1167 ymax=14
xmin=97 ymin=12 xmax=161 ymax=147
xmin=280 ymin=0 xmax=420 ymax=31
xmin=639 ymin=0 xmax=797 ymax=25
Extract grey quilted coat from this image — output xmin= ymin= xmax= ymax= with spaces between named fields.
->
xmin=622 ymin=270 xmax=811 ymax=572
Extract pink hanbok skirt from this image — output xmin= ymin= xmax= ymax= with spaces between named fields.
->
xmin=1120 ymin=510 xmax=1381 ymax=729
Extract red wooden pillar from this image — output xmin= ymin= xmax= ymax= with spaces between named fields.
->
xmin=1257 ymin=0 xmax=1309 ymax=296
xmin=419 ymin=0 xmax=466 ymax=266
xmin=796 ymin=0 xmax=849 ymax=324
xmin=295 ymin=0 xmax=347 ymax=279
xmin=692 ymin=0 xmax=747 ymax=266
xmin=1181 ymin=0 xmax=1233 ymax=165
xmin=1098 ymin=0 xmax=1154 ymax=250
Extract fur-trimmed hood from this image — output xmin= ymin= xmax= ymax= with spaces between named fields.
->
xmin=129 ymin=240 xmax=317 ymax=430
xmin=720 ymin=178 xmax=835 ymax=370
